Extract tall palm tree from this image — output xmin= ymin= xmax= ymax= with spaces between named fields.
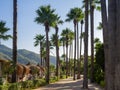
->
xmin=82 ymin=0 xmax=101 ymax=84
xmin=83 ymin=0 xmax=89 ymax=88
xmin=89 ymin=0 xmax=101 ymax=83
xmin=68 ymin=31 xmax=74 ymax=76
xmin=51 ymin=34 xmax=60 ymax=79
xmin=12 ymin=0 xmax=17 ymax=83
xmin=0 ymin=21 xmax=12 ymax=78
xmin=34 ymin=34 xmax=45 ymax=66
xmin=35 ymin=5 xmax=57 ymax=84
xmin=66 ymin=7 xmax=84 ymax=80
xmin=79 ymin=20 xmax=84 ymax=78
xmin=61 ymin=28 xmax=71 ymax=78
xmin=52 ymin=16 xmax=63 ymax=79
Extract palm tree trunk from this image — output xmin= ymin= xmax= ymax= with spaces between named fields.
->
xmin=114 ymin=1 xmax=120 ymax=89
xmin=12 ymin=0 xmax=17 ymax=83
xmin=63 ymin=41 xmax=65 ymax=62
xmin=79 ymin=21 xmax=83 ymax=79
xmin=73 ymin=20 xmax=77 ymax=80
xmin=69 ymin=44 xmax=72 ymax=76
xmin=40 ymin=42 xmax=43 ymax=66
xmin=66 ymin=38 xmax=68 ymax=78
xmin=55 ymin=26 xmax=60 ymax=80
xmin=90 ymin=0 xmax=94 ymax=83
xmin=77 ymin=22 xmax=81 ymax=79
xmin=83 ymin=0 xmax=89 ymax=88
xmin=45 ymin=24 xmax=50 ymax=84
xmin=0 ymin=63 xmax=2 ymax=78
xmin=106 ymin=0 xmax=119 ymax=90
xmin=100 ymin=0 xmax=109 ymax=89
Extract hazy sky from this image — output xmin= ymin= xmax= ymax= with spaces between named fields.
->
xmin=0 ymin=0 xmax=102 ymax=56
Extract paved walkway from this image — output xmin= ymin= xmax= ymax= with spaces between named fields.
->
xmin=34 ymin=77 xmax=104 ymax=90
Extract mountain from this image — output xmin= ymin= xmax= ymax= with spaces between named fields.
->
xmin=0 ymin=45 xmax=56 ymax=65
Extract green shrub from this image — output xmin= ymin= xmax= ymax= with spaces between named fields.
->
xmin=60 ymin=75 xmax=66 ymax=79
xmin=8 ymin=83 xmax=17 ymax=90
xmin=0 ymin=85 xmax=9 ymax=90
xmin=0 ymin=78 xmax=46 ymax=90
xmin=100 ymin=80 xmax=105 ymax=87
xmin=0 ymin=78 xmax=3 ymax=85
xmin=32 ymin=79 xmax=46 ymax=88
xmin=50 ymin=76 xmax=58 ymax=83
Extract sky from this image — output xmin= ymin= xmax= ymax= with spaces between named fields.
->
xmin=0 ymin=0 xmax=103 ymax=56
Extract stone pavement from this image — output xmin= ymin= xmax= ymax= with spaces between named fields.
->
xmin=34 ymin=77 xmax=104 ymax=90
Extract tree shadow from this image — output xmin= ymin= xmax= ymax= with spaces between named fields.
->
xmin=43 ymin=78 xmax=104 ymax=90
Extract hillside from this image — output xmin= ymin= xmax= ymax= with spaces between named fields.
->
xmin=0 ymin=45 xmax=56 ymax=65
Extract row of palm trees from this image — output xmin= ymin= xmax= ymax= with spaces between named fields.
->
xmin=2 ymin=0 xmax=120 ymax=90
xmin=34 ymin=4 xmax=86 ymax=84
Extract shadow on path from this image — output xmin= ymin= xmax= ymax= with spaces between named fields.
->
xmin=34 ymin=77 xmax=104 ymax=90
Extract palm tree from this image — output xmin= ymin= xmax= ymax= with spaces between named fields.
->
xmin=68 ymin=31 xmax=74 ymax=76
xmin=0 ymin=21 xmax=12 ymax=45
xmin=12 ymin=0 xmax=17 ymax=83
xmin=50 ymin=34 xmax=59 ymax=79
xmin=79 ymin=20 xmax=84 ymax=78
xmin=89 ymin=0 xmax=101 ymax=83
xmin=52 ymin=16 xmax=63 ymax=79
xmin=34 ymin=34 xmax=45 ymax=66
xmin=61 ymin=28 xmax=71 ymax=78
xmin=83 ymin=0 xmax=89 ymax=88
xmin=35 ymin=5 xmax=57 ymax=84
xmin=0 ymin=21 xmax=12 ymax=78
xmin=66 ymin=7 xmax=84 ymax=80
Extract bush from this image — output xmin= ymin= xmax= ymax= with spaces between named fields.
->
xmin=60 ymin=75 xmax=66 ymax=79
xmin=50 ymin=76 xmax=58 ymax=83
xmin=100 ymin=80 xmax=105 ymax=87
xmin=0 ymin=85 xmax=8 ymax=90
xmin=0 ymin=78 xmax=46 ymax=90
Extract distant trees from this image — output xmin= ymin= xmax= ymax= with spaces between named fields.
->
xmin=61 ymin=28 xmax=72 ymax=78
xmin=51 ymin=16 xmax=63 ymax=80
xmin=34 ymin=34 xmax=45 ymax=66
xmin=66 ymin=7 xmax=84 ymax=80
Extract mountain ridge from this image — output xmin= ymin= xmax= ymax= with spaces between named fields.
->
xmin=0 ymin=44 xmax=56 ymax=65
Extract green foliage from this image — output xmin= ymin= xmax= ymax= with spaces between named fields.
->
xmin=60 ymin=75 xmax=66 ymax=79
xmin=93 ymin=42 xmax=105 ymax=85
xmin=0 ymin=21 xmax=12 ymax=42
xmin=0 ymin=85 xmax=9 ymax=90
xmin=35 ymin=5 xmax=58 ymax=29
xmin=100 ymin=80 xmax=105 ymax=87
xmin=66 ymin=7 xmax=84 ymax=22
xmin=0 ymin=78 xmax=3 ymax=85
xmin=95 ymin=43 xmax=104 ymax=71
xmin=0 ymin=79 xmax=46 ymax=90
xmin=50 ymin=76 xmax=58 ymax=83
